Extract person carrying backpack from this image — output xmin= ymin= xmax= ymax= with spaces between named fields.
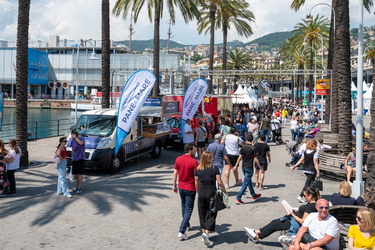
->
xmin=233 ymin=119 xmax=247 ymax=142
xmin=295 ymin=120 xmax=305 ymax=143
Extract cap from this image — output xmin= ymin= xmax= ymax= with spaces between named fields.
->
xmin=214 ymin=134 xmax=222 ymax=140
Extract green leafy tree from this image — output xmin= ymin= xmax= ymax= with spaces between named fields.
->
xmin=227 ymin=48 xmax=252 ymax=91
xmin=113 ymin=0 xmax=199 ymax=97
xmin=197 ymin=0 xmax=254 ymax=94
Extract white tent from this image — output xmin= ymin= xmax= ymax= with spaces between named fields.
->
xmin=362 ymin=81 xmax=370 ymax=92
xmin=351 ymin=81 xmax=357 ymax=91
xmin=232 ymin=85 xmax=256 ymax=106
xmin=364 ymin=83 xmax=373 ymax=113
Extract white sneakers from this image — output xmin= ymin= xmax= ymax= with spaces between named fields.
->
xmin=177 ymin=232 xmax=188 ymax=240
xmin=297 ymin=196 xmax=306 ymax=203
xmin=202 ymin=233 xmax=211 ymax=247
xmin=244 ymin=227 xmax=258 ymax=243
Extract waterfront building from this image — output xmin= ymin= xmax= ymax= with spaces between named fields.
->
xmin=0 ymin=36 xmax=179 ymax=99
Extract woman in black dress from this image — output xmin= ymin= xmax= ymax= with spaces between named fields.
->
xmin=195 ymin=151 xmax=227 ymax=247
xmin=292 ymin=140 xmax=320 ymax=203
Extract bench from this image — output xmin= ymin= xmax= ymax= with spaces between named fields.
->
xmin=318 ymin=151 xmax=347 ymax=177
xmin=280 ymin=205 xmax=365 ymax=249
xmin=314 ymin=132 xmax=339 ymax=148
xmin=329 ymin=205 xmax=366 ymax=249
xmin=319 ymin=151 xmax=368 ymax=180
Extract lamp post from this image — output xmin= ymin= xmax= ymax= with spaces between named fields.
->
xmin=353 ymin=0 xmax=364 ymax=198
xmin=302 ymin=46 xmax=317 ymax=106
xmin=306 ymin=3 xmax=336 ymax=34
xmin=75 ymin=40 xmax=99 ymax=123
xmin=303 ymin=31 xmax=324 ymax=108
xmin=137 ymin=55 xmax=154 ymax=70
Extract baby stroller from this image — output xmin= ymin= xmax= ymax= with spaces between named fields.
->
xmin=272 ymin=127 xmax=283 ymax=145
xmin=0 ymin=164 xmax=9 ymax=195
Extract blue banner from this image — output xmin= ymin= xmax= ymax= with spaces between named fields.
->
xmin=28 ymin=48 xmax=48 ymax=85
xmin=115 ymin=70 xmax=156 ymax=155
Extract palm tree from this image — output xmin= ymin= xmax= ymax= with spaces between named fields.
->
xmin=113 ymin=0 xmax=199 ymax=97
xmin=15 ymin=0 xmax=31 ymax=166
xmin=197 ymin=0 xmax=254 ymax=94
xmin=227 ymin=48 xmax=252 ymax=91
xmin=101 ymin=0 xmax=111 ymax=109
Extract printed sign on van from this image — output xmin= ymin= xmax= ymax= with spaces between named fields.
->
xmin=115 ymin=70 xmax=156 ymax=155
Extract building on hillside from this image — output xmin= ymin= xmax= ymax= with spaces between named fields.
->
xmin=264 ymin=56 xmax=280 ymax=70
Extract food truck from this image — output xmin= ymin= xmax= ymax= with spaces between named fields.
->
xmin=67 ymin=106 xmax=172 ymax=173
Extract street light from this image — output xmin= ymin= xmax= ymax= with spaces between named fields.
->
xmin=353 ymin=0 xmax=365 ymax=198
xmin=306 ymin=3 xmax=336 ymax=33
xmin=75 ymin=40 xmax=99 ymax=123
xmin=137 ymin=55 xmax=154 ymax=70
xmin=301 ymin=46 xmax=317 ymax=71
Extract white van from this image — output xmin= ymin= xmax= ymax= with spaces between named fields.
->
xmin=66 ymin=106 xmax=172 ymax=173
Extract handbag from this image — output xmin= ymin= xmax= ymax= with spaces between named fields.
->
xmin=53 ymin=149 xmax=61 ymax=164
xmin=311 ymin=177 xmax=323 ymax=191
xmin=209 ymin=189 xmax=227 ymax=213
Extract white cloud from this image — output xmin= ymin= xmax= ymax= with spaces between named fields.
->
xmin=0 ymin=0 xmax=374 ymax=44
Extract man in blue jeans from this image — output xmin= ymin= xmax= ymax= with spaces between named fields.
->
xmin=233 ymin=134 xmax=261 ymax=204
xmin=173 ymin=143 xmax=198 ymax=240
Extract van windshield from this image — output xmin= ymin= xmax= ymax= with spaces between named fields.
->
xmin=72 ymin=115 xmax=117 ymax=137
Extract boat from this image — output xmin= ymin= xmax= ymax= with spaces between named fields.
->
xmin=70 ymin=92 xmax=120 ymax=111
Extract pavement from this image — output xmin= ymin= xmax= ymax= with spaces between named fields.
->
xmin=1 ymin=117 xmax=367 ymax=249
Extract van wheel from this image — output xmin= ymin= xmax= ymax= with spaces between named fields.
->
xmin=109 ymin=153 xmax=123 ymax=174
xmin=151 ymin=141 xmax=162 ymax=159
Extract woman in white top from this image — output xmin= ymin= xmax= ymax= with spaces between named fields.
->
xmin=290 ymin=117 xmax=299 ymax=141
xmin=6 ymin=139 xmax=21 ymax=194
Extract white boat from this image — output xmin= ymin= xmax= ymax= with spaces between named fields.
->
xmin=71 ymin=93 xmax=120 ymax=111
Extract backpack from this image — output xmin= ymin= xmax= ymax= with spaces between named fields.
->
xmin=297 ymin=125 xmax=305 ymax=137
xmin=234 ymin=124 xmax=244 ymax=139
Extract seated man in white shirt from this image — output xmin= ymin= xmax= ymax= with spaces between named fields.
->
xmin=286 ymin=199 xmax=340 ymax=250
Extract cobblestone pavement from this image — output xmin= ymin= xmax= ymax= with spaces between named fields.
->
xmin=2 ymin=117 xmax=366 ymax=249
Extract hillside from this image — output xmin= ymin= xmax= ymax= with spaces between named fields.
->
xmin=115 ymin=39 xmax=187 ymax=52
xmin=245 ymin=31 xmax=293 ymax=51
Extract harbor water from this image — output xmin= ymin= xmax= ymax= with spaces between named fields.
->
xmin=0 ymin=108 xmax=84 ymax=142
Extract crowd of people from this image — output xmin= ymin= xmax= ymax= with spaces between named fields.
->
xmin=173 ymin=104 xmax=375 ymax=249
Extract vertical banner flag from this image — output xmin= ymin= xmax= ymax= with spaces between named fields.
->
xmin=180 ymin=78 xmax=208 ymax=139
xmin=115 ymin=70 xmax=156 ymax=155
xmin=315 ymin=79 xmax=330 ymax=95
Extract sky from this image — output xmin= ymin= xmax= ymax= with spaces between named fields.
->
xmin=1 ymin=0 xmax=375 ymax=46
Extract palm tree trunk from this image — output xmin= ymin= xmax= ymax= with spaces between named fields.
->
xmin=16 ymin=0 xmax=30 ymax=167
xmin=331 ymin=0 xmax=339 ymax=133
xmin=101 ymin=0 xmax=111 ymax=109
xmin=364 ymin=65 xmax=375 ymax=209
xmin=336 ymin=0 xmax=352 ymax=154
xmin=308 ymin=43 xmax=313 ymax=109
xmin=222 ymin=23 xmax=228 ymax=95
xmin=152 ymin=7 xmax=160 ymax=97
xmin=208 ymin=3 xmax=216 ymax=94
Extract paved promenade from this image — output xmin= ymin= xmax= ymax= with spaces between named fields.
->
xmin=1 ymin=123 xmax=356 ymax=249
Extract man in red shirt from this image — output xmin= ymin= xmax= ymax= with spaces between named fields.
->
xmin=173 ymin=143 xmax=198 ymax=240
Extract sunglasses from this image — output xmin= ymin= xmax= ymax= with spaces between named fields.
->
xmin=356 ymin=216 xmax=363 ymax=221
xmin=319 ymin=206 xmax=329 ymax=210
xmin=62 ymin=140 xmax=68 ymax=142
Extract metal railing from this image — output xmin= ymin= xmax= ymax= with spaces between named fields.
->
xmin=0 ymin=119 xmax=73 ymax=143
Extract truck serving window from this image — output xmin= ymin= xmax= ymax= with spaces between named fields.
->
xmin=72 ymin=115 xmax=117 ymax=137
